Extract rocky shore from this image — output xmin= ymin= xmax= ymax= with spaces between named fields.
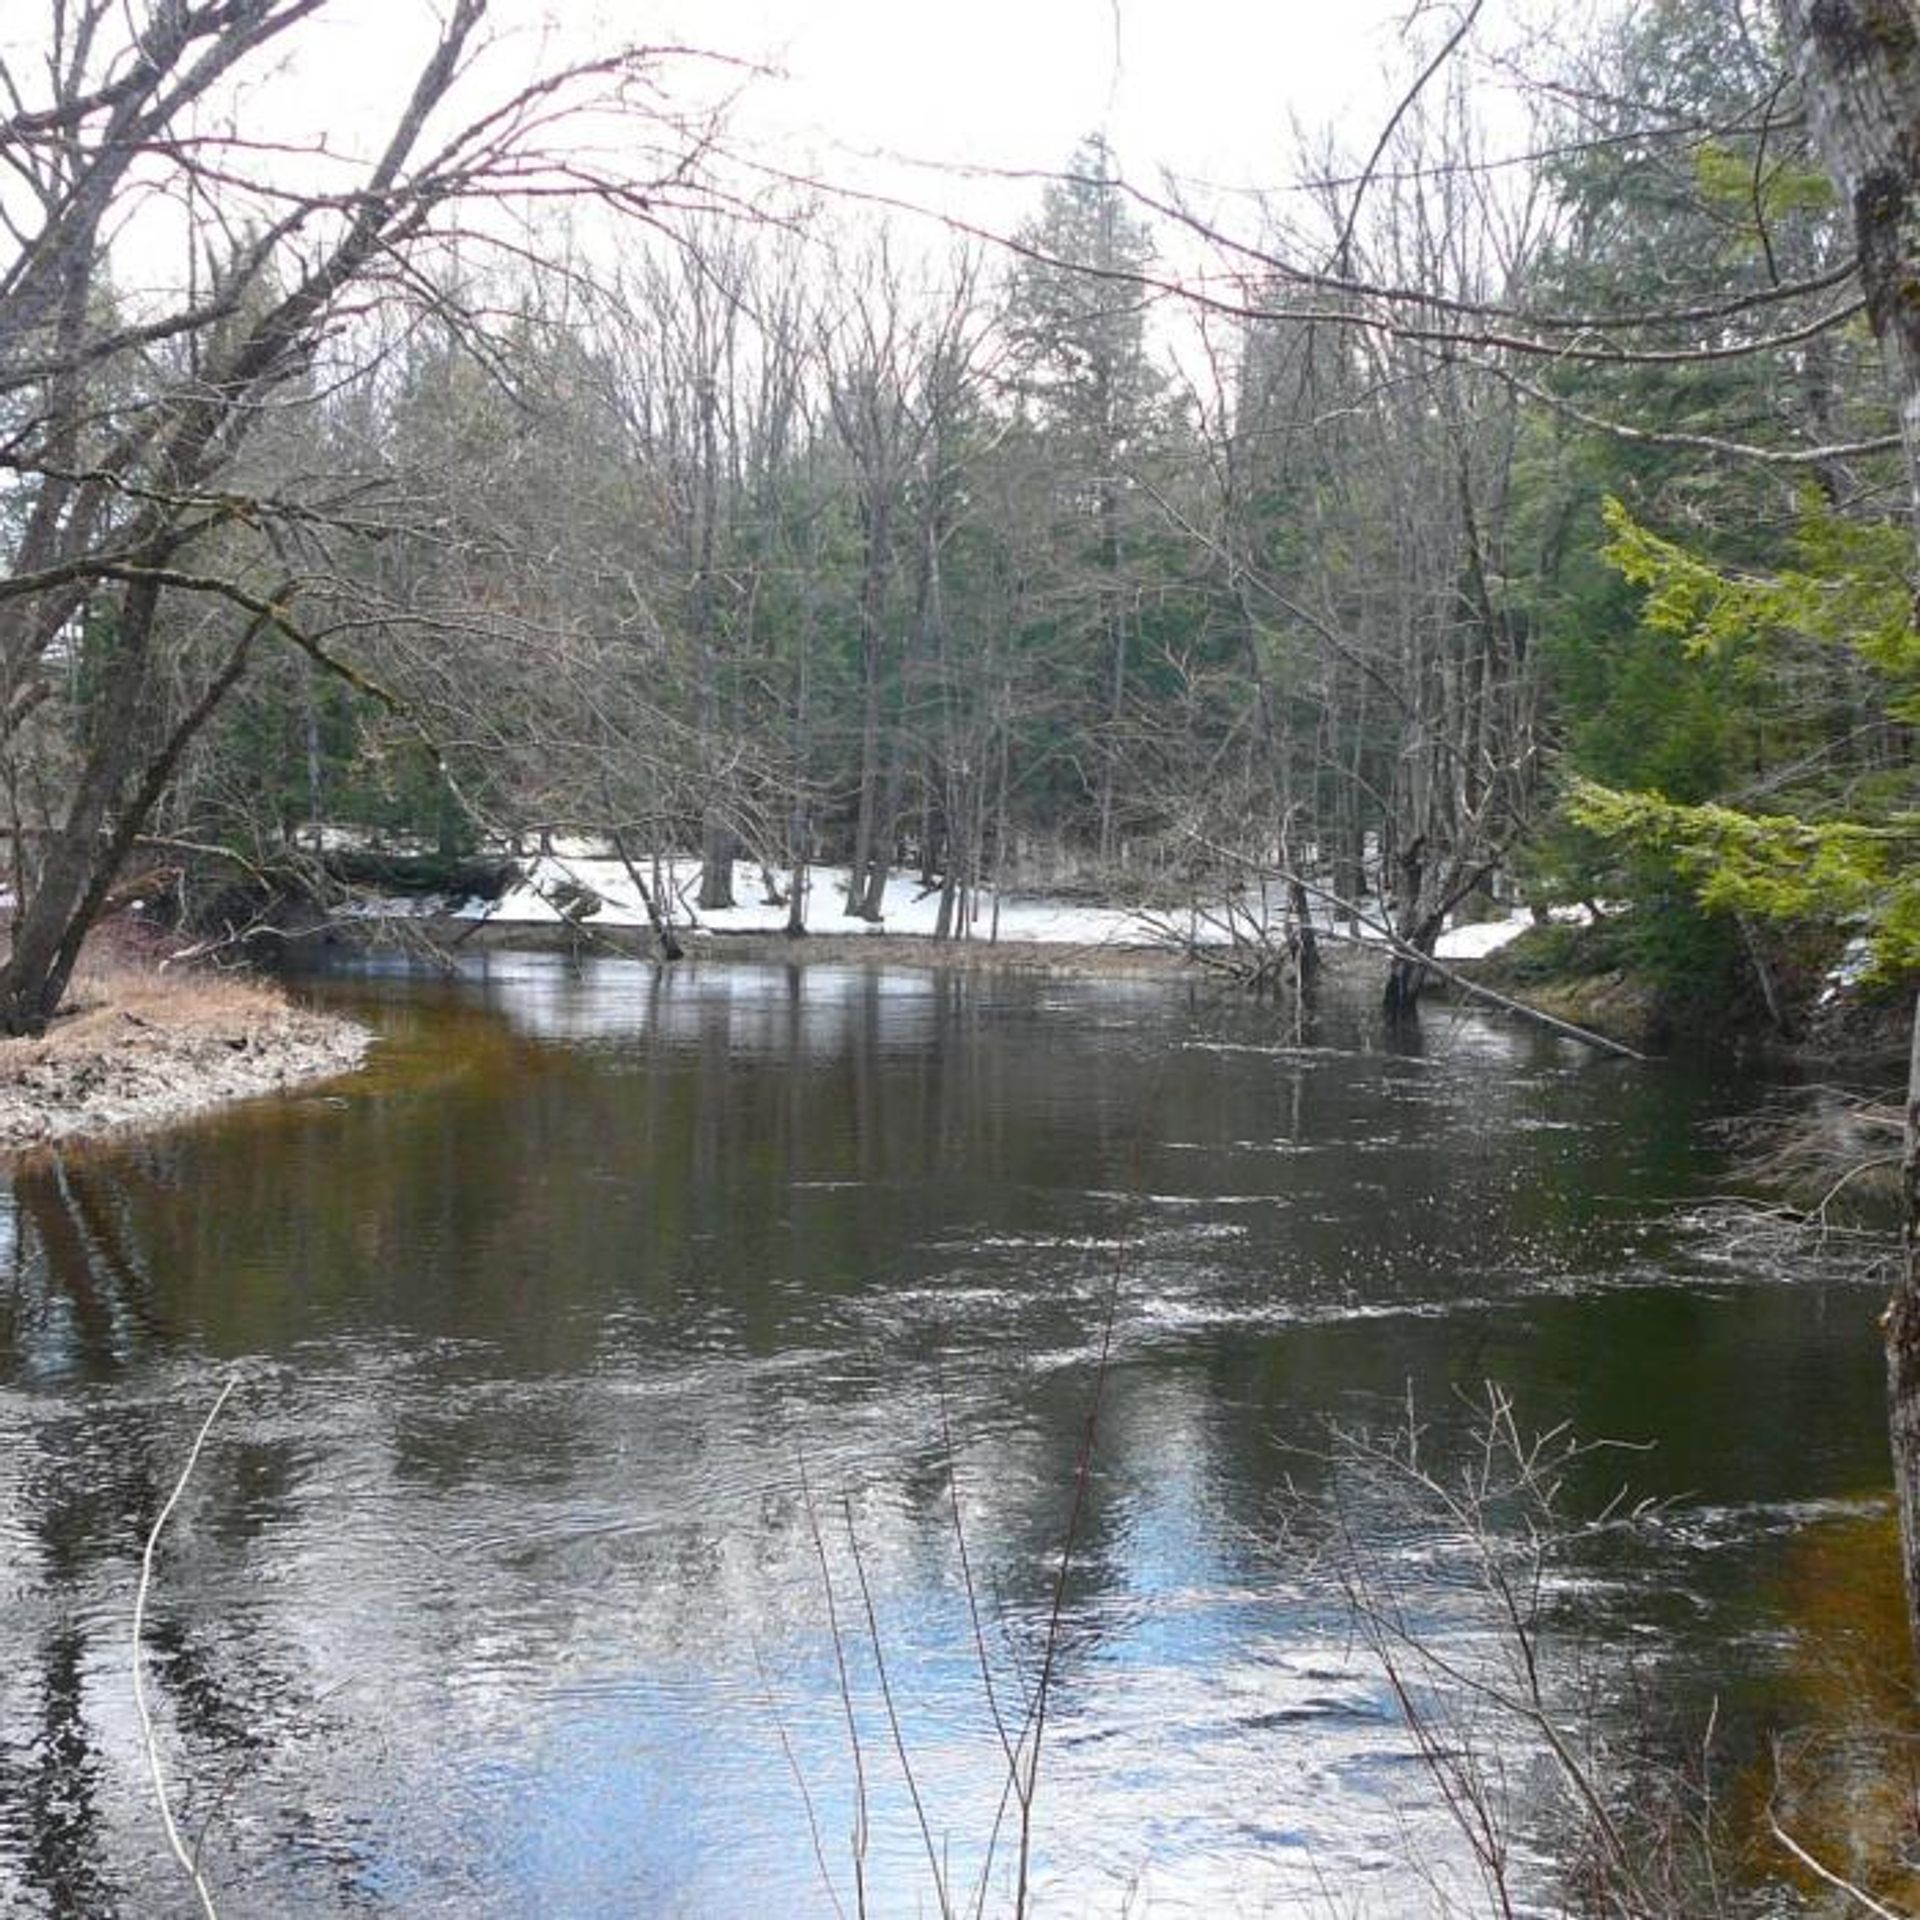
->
xmin=0 ymin=961 xmax=369 ymax=1153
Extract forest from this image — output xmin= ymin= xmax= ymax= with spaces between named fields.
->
xmin=6 ymin=0 xmax=1914 ymax=1036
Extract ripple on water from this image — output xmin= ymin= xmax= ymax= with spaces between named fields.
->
xmin=0 ymin=965 xmax=1893 ymax=1917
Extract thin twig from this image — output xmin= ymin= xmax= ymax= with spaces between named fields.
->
xmin=843 ymin=1497 xmax=953 ymax=1919
xmin=936 ymin=1359 xmax=1017 ymax=1770
xmin=799 ymin=1448 xmax=870 ymax=1920
xmin=133 ymin=1370 xmax=240 ymax=1920
xmin=753 ymin=1642 xmax=849 ymax=1920
xmin=1012 ymin=1236 xmax=1127 ymax=1916
xmin=1767 ymin=1808 xmax=1905 ymax=1919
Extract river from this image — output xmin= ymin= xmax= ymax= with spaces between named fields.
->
xmin=0 ymin=956 xmax=1903 ymax=1915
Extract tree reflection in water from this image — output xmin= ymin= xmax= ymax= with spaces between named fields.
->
xmin=0 ymin=959 xmax=1901 ymax=1915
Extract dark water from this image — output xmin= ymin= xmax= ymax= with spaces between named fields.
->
xmin=0 ymin=957 xmax=1899 ymax=1916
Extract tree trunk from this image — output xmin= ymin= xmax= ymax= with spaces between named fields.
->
xmin=1894 ymin=997 xmax=1920 ymax=1658
xmin=1095 ymin=475 xmax=1126 ymax=869
xmin=1779 ymin=0 xmax=1920 ymax=1676
xmin=697 ymin=815 xmax=734 ymax=912
xmin=1289 ymin=878 xmax=1320 ymax=990
xmin=1782 ymin=2 xmax=1920 ymax=516
xmin=0 ymin=578 xmax=162 ymax=1034
xmin=0 ymin=581 xmax=266 ymax=1033
xmin=787 ymin=718 xmax=812 ymax=941
xmin=857 ymin=738 xmax=907 ymax=921
xmin=1383 ymin=835 xmax=1434 ymax=1017
xmin=785 ymin=832 xmax=810 ymax=938
xmin=844 ymin=492 xmax=892 ymax=921
xmin=608 ymin=824 xmax=683 ymax=962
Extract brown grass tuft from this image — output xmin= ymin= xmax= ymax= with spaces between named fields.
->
xmin=2 ymin=955 xmax=289 ymax=1071
xmin=0 ymin=937 xmax=367 ymax=1150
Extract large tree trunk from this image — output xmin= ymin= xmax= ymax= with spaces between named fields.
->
xmin=1779 ymin=0 xmax=1920 ymax=1674
xmin=1896 ymin=1001 xmax=1920 ymax=1661
xmin=1095 ymin=475 xmax=1126 ymax=870
xmin=787 ymin=583 xmax=815 ymax=941
xmin=1782 ymin=2 xmax=1920 ymax=515
xmin=0 ymin=579 xmax=163 ymax=1034
xmin=1383 ymin=834 xmax=1445 ymax=1018
xmin=0 ymin=582 xmax=262 ymax=1034
xmin=697 ymin=814 xmax=734 ymax=912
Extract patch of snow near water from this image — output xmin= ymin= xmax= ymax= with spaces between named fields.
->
xmin=443 ymin=854 xmax=1537 ymax=959
xmin=1817 ymin=934 xmax=1874 ymax=1008
xmin=1433 ymin=915 xmax=1535 ymax=961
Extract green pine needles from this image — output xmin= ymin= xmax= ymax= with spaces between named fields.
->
xmin=1569 ymin=498 xmax=1920 ymax=976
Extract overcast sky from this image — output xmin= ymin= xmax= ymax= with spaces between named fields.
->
xmin=237 ymin=0 xmax=1454 ymax=233
xmin=657 ymin=0 xmax=1408 ymax=203
xmin=3 ymin=0 xmax=1562 ymax=308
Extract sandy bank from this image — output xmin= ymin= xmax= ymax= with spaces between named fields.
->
xmin=0 ymin=961 xmax=369 ymax=1153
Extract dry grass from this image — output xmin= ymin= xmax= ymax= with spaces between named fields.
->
xmin=0 ymin=936 xmax=368 ymax=1151
xmin=5 ymin=955 xmax=290 ymax=1070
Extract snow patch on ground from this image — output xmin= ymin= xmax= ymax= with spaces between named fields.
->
xmin=435 ymin=854 xmax=1540 ymax=960
xmin=1433 ymin=916 xmax=1532 ymax=961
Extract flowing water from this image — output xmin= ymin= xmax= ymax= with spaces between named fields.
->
xmin=0 ymin=956 xmax=1902 ymax=1916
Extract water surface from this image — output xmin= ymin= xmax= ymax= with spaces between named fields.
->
xmin=0 ymin=957 xmax=1896 ymax=1914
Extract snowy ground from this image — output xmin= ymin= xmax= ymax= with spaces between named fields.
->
xmin=432 ymin=851 xmax=1537 ymax=962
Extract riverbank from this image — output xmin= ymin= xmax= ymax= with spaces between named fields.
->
xmin=383 ymin=915 xmax=1207 ymax=976
xmin=682 ymin=929 xmax=1208 ymax=974
xmin=0 ymin=957 xmax=369 ymax=1153
xmin=1450 ymin=914 xmax=1887 ymax=1060
xmin=340 ymin=849 xmax=1534 ymax=969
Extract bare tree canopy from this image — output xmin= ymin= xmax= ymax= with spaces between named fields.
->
xmin=0 ymin=0 xmax=732 ymax=1031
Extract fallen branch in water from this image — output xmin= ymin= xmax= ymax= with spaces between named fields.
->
xmin=1767 ymin=1797 xmax=1907 ymax=1920
xmin=1182 ymin=838 xmax=1647 ymax=1062
xmin=1321 ymin=919 xmax=1650 ymax=1062
xmin=133 ymin=1370 xmax=240 ymax=1920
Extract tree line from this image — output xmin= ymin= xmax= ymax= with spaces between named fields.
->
xmin=11 ymin=1 xmax=1911 ymax=1039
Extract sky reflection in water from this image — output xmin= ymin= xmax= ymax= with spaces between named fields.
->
xmin=0 ymin=957 xmax=1897 ymax=1915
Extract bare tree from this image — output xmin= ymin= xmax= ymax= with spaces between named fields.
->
xmin=821 ymin=239 xmax=926 ymax=921
xmin=0 ymin=0 xmax=725 ymax=1031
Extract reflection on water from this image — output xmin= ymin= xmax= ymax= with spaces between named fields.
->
xmin=0 ymin=956 xmax=1900 ymax=1915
